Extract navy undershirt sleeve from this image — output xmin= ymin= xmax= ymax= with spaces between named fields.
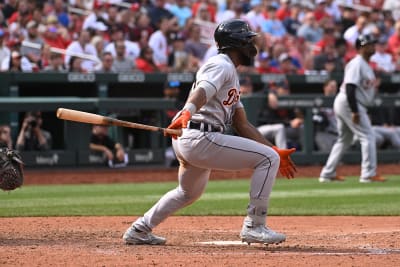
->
xmin=346 ymin=83 xmax=358 ymax=113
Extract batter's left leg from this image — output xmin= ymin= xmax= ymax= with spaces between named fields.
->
xmin=137 ymin=164 xmax=210 ymax=231
xmin=124 ymin=164 xmax=210 ymax=245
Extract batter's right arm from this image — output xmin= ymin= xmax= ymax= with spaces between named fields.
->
xmin=166 ymin=88 xmax=208 ymax=138
xmin=185 ymin=87 xmax=207 ymax=112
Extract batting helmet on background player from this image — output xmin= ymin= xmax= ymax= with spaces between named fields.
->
xmin=355 ymin=34 xmax=377 ymax=49
xmin=214 ymin=19 xmax=258 ymax=63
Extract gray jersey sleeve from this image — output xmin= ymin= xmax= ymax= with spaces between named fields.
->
xmin=343 ymin=59 xmax=361 ymax=86
xmin=196 ymin=60 xmax=229 ymax=101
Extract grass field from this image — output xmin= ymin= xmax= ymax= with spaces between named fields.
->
xmin=1 ymin=176 xmax=399 ymax=217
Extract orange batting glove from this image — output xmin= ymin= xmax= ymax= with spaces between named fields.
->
xmin=165 ymin=110 xmax=191 ymax=139
xmin=272 ymin=146 xmax=297 ymax=179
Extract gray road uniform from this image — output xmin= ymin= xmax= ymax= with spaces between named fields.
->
xmin=320 ymin=54 xmax=377 ymax=180
xmin=133 ymin=53 xmax=280 ymax=233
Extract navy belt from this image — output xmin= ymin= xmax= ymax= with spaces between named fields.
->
xmin=187 ymin=121 xmax=222 ymax=132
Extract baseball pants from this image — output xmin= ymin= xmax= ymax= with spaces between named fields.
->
xmin=133 ymin=128 xmax=280 ymax=232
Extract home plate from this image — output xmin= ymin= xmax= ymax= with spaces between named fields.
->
xmin=197 ymin=240 xmax=245 ymax=246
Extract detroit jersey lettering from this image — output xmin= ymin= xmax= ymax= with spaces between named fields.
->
xmin=190 ymin=54 xmax=244 ymax=131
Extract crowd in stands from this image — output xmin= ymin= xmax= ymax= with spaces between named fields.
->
xmin=1 ymin=0 xmax=400 ymax=156
xmin=0 ymin=0 xmax=399 ymax=75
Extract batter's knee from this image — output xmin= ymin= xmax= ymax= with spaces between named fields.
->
xmin=176 ymin=186 xmax=203 ymax=205
xmin=270 ymin=148 xmax=280 ymax=167
xmin=257 ymin=146 xmax=280 ymax=169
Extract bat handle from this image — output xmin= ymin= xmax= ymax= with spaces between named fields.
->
xmin=162 ymin=128 xmax=182 ymax=137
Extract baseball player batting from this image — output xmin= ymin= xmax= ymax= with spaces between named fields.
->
xmin=122 ymin=19 xmax=297 ymax=246
xmin=319 ymin=34 xmax=386 ymax=183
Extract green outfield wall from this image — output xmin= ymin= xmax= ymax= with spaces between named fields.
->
xmin=0 ymin=72 xmax=399 ymax=167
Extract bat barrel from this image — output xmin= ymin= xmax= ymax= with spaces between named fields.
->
xmin=56 ymin=108 xmax=182 ymax=137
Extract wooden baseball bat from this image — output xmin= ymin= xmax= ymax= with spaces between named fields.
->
xmin=56 ymin=108 xmax=182 ymax=136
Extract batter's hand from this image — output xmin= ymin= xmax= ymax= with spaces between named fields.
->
xmin=272 ymin=146 xmax=297 ymax=179
xmin=165 ymin=110 xmax=191 ymax=139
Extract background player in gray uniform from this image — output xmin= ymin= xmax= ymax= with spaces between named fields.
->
xmin=123 ymin=19 xmax=297 ymax=246
xmin=319 ymin=34 xmax=386 ymax=183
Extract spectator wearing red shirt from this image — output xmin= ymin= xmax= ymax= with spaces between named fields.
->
xmin=192 ymin=0 xmax=216 ymax=22
xmin=42 ymin=26 xmax=70 ymax=50
xmin=135 ymin=45 xmax=160 ymax=73
xmin=276 ymin=0 xmax=291 ymax=21
xmin=313 ymin=26 xmax=336 ymax=55
xmin=388 ymin=20 xmax=400 ymax=58
xmin=67 ymin=12 xmax=84 ymax=41
xmin=314 ymin=0 xmax=331 ymax=23
xmin=256 ymin=51 xmax=281 ymax=74
xmin=7 ymin=0 xmax=32 ymax=26
xmin=392 ymin=46 xmax=400 ymax=72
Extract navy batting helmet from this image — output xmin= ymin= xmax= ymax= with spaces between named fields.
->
xmin=214 ymin=19 xmax=258 ymax=59
xmin=355 ymin=34 xmax=377 ymax=49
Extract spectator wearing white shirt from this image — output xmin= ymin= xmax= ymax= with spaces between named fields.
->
xmin=104 ymin=26 xmax=140 ymax=60
xmin=82 ymin=1 xmax=108 ymax=31
xmin=370 ymin=38 xmax=395 ymax=73
xmin=343 ymin=14 xmax=369 ymax=47
xmin=1 ymin=51 xmax=33 ymax=72
xmin=64 ymin=30 xmax=99 ymax=72
xmin=69 ymin=0 xmax=93 ymax=10
xmin=148 ymin=16 xmax=173 ymax=72
xmin=383 ymin=0 xmax=400 ymax=21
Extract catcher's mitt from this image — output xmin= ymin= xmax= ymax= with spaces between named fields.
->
xmin=0 ymin=146 xmax=24 ymax=191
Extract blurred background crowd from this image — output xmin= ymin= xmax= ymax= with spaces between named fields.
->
xmin=0 ymin=0 xmax=399 ymax=75
xmin=1 ymin=0 xmax=400 ymax=158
